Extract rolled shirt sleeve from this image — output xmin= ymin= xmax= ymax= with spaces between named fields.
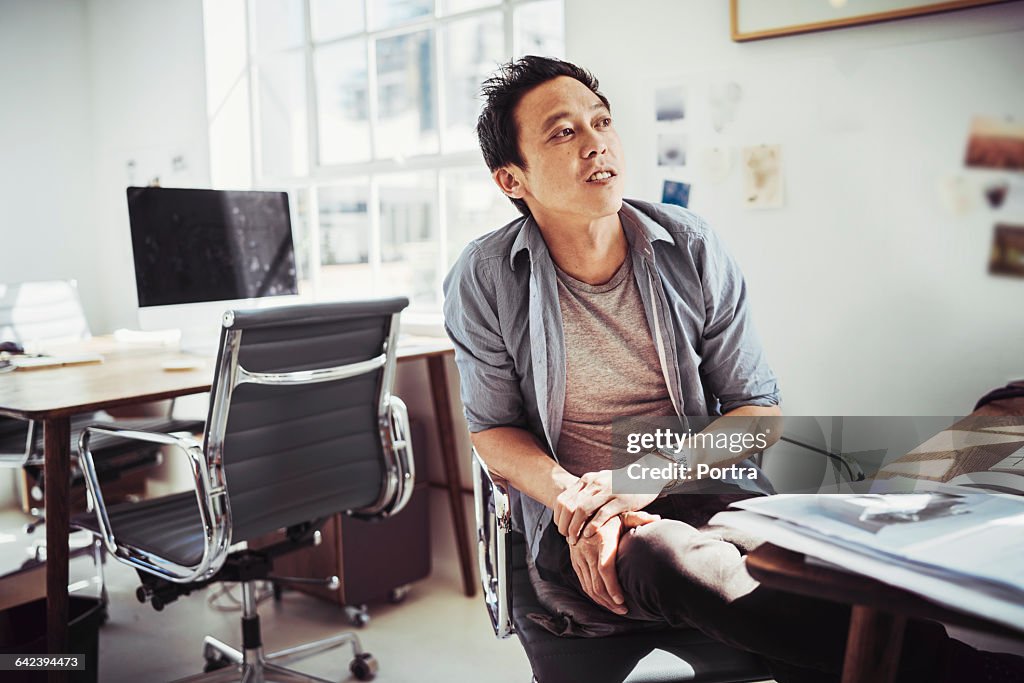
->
xmin=696 ymin=222 xmax=781 ymax=413
xmin=442 ymin=245 xmax=525 ymax=433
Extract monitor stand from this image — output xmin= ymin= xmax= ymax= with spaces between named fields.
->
xmin=139 ymin=302 xmax=230 ymax=358
xmin=138 ymin=295 xmax=304 ymax=357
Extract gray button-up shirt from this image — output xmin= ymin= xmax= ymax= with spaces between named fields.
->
xmin=443 ymin=199 xmax=780 ymax=561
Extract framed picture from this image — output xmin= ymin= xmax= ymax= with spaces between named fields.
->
xmin=730 ymin=0 xmax=1009 ymax=43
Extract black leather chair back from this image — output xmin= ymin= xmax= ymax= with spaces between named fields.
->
xmin=205 ymin=298 xmax=409 ymax=542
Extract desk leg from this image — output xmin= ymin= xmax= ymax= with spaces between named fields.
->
xmin=44 ymin=416 xmax=71 ymax=683
xmin=426 ymin=355 xmax=476 ymax=597
xmin=841 ymin=605 xmax=906 ymax=683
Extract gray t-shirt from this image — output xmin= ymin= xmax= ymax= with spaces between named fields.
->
xmin=554 ymin=256 xmax=677 ymax=475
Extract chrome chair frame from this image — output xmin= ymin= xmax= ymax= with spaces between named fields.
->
xmin=77 ymin=306 xmax=414 ymax=683
xmin=472 ymin=449 xmax=514 ymax=639
xmin=78 ymin=310 xmax=415 ymax=586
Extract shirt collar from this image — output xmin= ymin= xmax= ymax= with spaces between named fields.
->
xmin=508 ymin=199 xmax=675 ymax=271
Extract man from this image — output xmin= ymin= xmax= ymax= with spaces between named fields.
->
xmin=443 ymin=56 xmax=1008 ymax=682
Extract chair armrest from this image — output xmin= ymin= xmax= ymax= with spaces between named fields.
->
xmin=77 ymin=425 xmax=230 ymax=584
xmin=472 ymin=448 xmax=514 ymax=639
xmin=383 ymin=395 xmax=415 ymax=516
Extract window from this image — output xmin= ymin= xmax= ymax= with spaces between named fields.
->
xmin=203 ymin=0 xmax=565 ymax=318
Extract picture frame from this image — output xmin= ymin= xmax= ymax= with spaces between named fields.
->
xmin=730 ymin=0 xmax=1010 ymax=43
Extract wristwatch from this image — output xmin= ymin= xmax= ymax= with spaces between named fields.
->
xmin=654 ymin=445 xmax=689 ymax=494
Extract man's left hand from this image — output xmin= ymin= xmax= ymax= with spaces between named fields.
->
xmin=554 ymin=469 xmax=660 ymax=545
xmin=568 ymin=510 xmax=661 ymax=614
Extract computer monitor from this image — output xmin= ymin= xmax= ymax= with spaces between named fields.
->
xmin=126 ymin=186 xmax=299 ymax=352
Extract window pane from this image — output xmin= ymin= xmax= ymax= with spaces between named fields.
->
xmin=379 ymin=172 xmax=438 ymax=307
xmin=209 ymin=76 xmax=253 ymax=189
xmin=315 ymin=40 xmax=371 ymax=165
xmin=204 ymin=0 xmax=247 ymax=119
xmin=310 ymin=0 xmax=364 ymax=42
xmin=441 ymin=12 xmax=504 ymax=151
xmin=318 ymin=181 xmax=374 ymax=300
xmin=251 ymin=0 xmax=305 ymax=53
xmin=288 ymin=187 xmax=313 ymax=294
xmin=375 ymin=30 xmax=438 ymax=159
xmin=319 ymin=182 xmax=370 ymax=265
xmin=257 ymin=51 xmax=308 ymax=177
xmin=515 ymin=0 xmax=564 ymax=58
xmin=369 ymin=0 xmax=432 ymax=31
xmin=439 ymin=0 xmax=499 ymax=15
xmin=444 ymin=166 xmax=519 ymax=268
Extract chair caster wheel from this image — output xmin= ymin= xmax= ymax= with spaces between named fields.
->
xmin=349 ymin=653 xmax=377 ymax=681
xmin=388 ymin=585 xmax=411 ymax=603
xmin=344 ymin=604 xmax=370 ymax=627
xmin=203 ymin=655 xmax=231 ymax=673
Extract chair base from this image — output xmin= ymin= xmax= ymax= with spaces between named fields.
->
xmin=170 ymin=632 xmax=377 ymax=683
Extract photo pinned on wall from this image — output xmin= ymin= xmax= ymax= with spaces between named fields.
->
xmin=989 ymin=223 xmax=1024 ymax=279
xmin=981 ymin=179 xmax=1024 ymax=214
xmin=657 ymin=133 xmax=687 ymax=167
xmin=696 ymin=146 xmax=734 ymax=185
xmin=654 ymin=86 xmax=687 ymax=122
xmin=964 ymin=116 xmax=1024 ymax=172
xmin=662 ymin=180 xmax=691 ymax=208
xmin=984 ymin=181 xmax=1009 ymax=209
xmin=937 ymin=175 xmax=976 ymax=216
xmin=741 ymin=144 xmax=784 ymax=209
xmin=710 ymin=81 xmax=742 ymax=133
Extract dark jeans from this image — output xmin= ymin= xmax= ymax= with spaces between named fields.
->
xmin=537 ymin=493 xmax=956 ymax=683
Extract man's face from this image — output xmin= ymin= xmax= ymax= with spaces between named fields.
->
xmin=500 ymin=76 xmax=625 ymax=224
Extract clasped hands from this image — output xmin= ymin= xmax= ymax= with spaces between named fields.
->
xmin=553 ymin=469 xmax=661 ymax=615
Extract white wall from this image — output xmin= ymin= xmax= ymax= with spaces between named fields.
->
xmin=0 ymin=0 xmax=94 ymax=312
xmin=566 ymin=1 xmax=1024 ymax=415
xmin=86 ymin=0 xmax=211 ymax=332
xmin=0 ymin=0 xmax=209 ymax=334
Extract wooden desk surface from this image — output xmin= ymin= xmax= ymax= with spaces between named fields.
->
xmin=746 ymin=544 xmax=1024 ymax=639
xmin=0 ymin=345 xmax=211 ymax=419
xmin=0 ymin=334 xmax=454 ymax=420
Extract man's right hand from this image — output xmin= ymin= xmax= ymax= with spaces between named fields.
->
xmin=568 ymin=510 xmax=661 ymax=615
xmin=554 ymin=468 xmax=660 ymax=545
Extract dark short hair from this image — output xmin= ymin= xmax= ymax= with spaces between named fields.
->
xmin=477 ymin=56 xmax=610 ymax=216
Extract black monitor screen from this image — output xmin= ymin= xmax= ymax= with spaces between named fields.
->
xmin=127 ymin=187 xmax=298 ymax=308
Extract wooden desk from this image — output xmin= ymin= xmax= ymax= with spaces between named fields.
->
xmin=0 ymin=335 xmax=472 ymax=681
xmin=747 ymin=544 xmax=1024 ymax=683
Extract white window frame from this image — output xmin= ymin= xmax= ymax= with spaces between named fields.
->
xmin=220 ymin=0 xmax=564 ymax=325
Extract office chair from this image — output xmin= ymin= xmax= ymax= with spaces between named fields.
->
xmin=0 ymin=280 xmax=204 ymax=609
xmin=472 ymin=451 xmax=773 ymax=683
xmin=74 ymin=298 xmax=415 ymax=682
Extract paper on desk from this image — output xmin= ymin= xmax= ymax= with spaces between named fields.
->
xmin=727 ymin=489 xmax=1024 ymax=596
xmin=992 ymin=444 xmax=1024 ymax=471
xmin=716 ymin=509 xmax=1024 ymax=632
xmin=10 ymin=353 xmax=104 ymax=370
